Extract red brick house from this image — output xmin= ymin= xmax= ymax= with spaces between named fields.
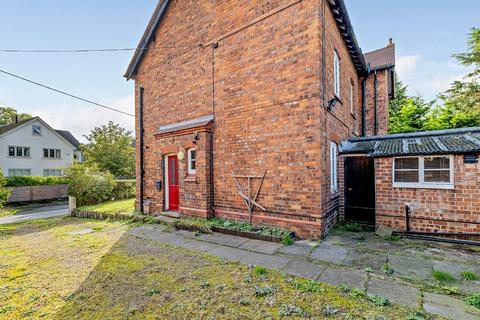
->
xmin=125 ymin=0 xmax=398 ymax=239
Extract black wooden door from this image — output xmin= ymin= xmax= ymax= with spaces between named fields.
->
xmin=344 ymin=157 xmax=375 ymax=224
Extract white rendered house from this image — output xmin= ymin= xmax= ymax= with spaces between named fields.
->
xmin=0 ymin=117 xmax=83 ymax=177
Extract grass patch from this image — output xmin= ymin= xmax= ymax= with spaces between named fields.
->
xmin=174 ymin=218 xmax=212 ymax=233
xmin=77 ymin=198 xmax=136 ymax=215
xmin=460 ymin=271 xmax=480 ymax=281
xmin=382 ymin=263 xmax=394 ymax=275
xmin=0 ymin=217 xmax=433 ymax=319
xmin=432 ymin=270 xmax=456 ymax=283
xmin=464 ymin=293 xmax=480 ymax=309
xmin=253 ymin=266 xmax=267 ymax=276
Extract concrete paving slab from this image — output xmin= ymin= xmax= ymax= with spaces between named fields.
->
xmin=344 ymin=250 xmax=388 ymax=270
xmin=317 ymin=267 xmax=367 ymax=289
xmin=177 ymin=240 xmax=219 ymax=253
xmin=281 ymin=260 xmax=326 ymax=280
xmin=69 ymin=228 xmax=94 ymax=236
xmin=206 ymin=246 xmax=292 ymax=270
xmin=432 ymin=260 xmax=479 ymax=280
xmin=197 ymin=232 xmax=250 ymax=248
xmin=367 ymin=277 xmax=420 ymax=308
xmin=277 ymin=243 xmax=312 ymax=256
xmin=458 ymin=280 xmax=480 ymax=295
xmin=311 ymin=243 xmax=350 ymax=265
xmin=424 ymin=292 xmax=480 ymax=320
xmin=129 ymin=228 xmax=191 ymax=247
xmin=388 ymin=255 xmax=433 ymax=280
xmin=238 ymin=239 xmax=283 ymax=255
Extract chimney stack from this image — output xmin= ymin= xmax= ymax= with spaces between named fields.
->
xmin=388 ymin=38 xmax=393 ymax=46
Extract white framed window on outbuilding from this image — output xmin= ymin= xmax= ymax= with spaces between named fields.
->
xmin=393 ymin=155 xmax=454 ymax=189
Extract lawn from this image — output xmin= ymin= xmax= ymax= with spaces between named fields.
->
xmin=0 ymin=218 xmax=433 ymax=319
xmin=76 ymin=198 xmax=136 ymax=215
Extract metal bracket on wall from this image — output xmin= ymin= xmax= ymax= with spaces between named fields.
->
xmin=232 ymin=170 xmax=267 ymax=225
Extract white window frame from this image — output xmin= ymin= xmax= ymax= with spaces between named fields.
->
xmin=393 ymin=155 xmax=454 ymax=190
xmin=43 ymin=169 xmax=63 ymax=177
xmin=334 ymin=50 xmax=341 ymax=97
xmin=8 ymin=169 xmax=31 ymax=177
xmin=349 ymin=81 xmax=354 ymax=114
xmin=187 ymin=148 xmax=196 ymax=175
xmin=8 ymin=146 xmax=30 ymax=158
xmin=330 ymin=142 xmax=338 ymax=192
xmin=43 ymin=148 xmax=61 ymax=159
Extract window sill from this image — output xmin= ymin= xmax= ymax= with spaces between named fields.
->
xmin=393 ymin=183 xmax=454 ymax=190
xmin=330 ymin=190 xmax=339 ymax=199
xmin=185 ymin=175 xmax=197 ymax=182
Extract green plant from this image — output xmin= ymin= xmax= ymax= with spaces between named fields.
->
xmin=293 ymin=279 xmax=325 ymax=293
xmin=368 ymin=294 xmax=390 ymax=307
xmin=5 ymin=175 xmax=69 ymax=187
xmin=349 ymin=288 xmax=366 ymax=299
xmin=0 ymin=170 xmax=11 ymax=210
xmin=322 ymin=305 xmax=339 ymax=316
xmin=439 ymin=285 xmax=460 ymax=295
xmin=341 ymin=223 xmax=364 ymax=232
xmin=145 ymin=288 xmax=160 ymax=296
xmin=432 ymin=270 xmax=456 ymax=283
xmin=464 ymin=293 xmax=480 ymax=309
xmin=199 ymin=281 xmax=210 ymax=289
xmin=382 ymin=263 xmax=394 ymax=275
xmin=460 ymin=271 xmax=480 ymax=281
xmin=253 ymin=266 xmax=267 ymax=276
xmin=384 ymin=235 xmax=401 ymax=242
xmin=112 ymin=180 xmax=136 ymax=200
xmin=174 ymin=218 xmax=212 ymax=233
xmin=64 ymin=163 xmax=116 ymax=206
xmin=281 ymin=235 xmax=294 ymax=246
xmin=239 ymin=299 xmax=250 ymax=306
xmin=365 ymin=267 xmax=374 ymax=273
xmin=254 ymin=286 xmax=276 ymax=297
xmin=279 ymin=304 xmax=308 ymax=317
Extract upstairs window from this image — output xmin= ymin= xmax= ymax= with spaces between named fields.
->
xmin=32 ymin=125 xmax=42 ymax=136
xmin=43 ymin=148 xmax=61 ymax=159
xmin=8 ymin=146 xmax=30 ymax=157
xmin=334 ymin=50 xmax=341 ymax=97
xmin=187 ymin=148 xmax=196 ymax=175
xmin=350 ymin=81 xmax=354 ymax=114
xmin=330 ymin=142 xmax=338 ymax=192
xmin=393 ymin=156 xmax=453 ymax=189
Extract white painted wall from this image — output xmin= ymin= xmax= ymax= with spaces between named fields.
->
xmin=0 ymin=119 xmax=77 ymax=176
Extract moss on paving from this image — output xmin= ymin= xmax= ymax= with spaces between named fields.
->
xmin=0 ymin=218 xmax=437 ymax=319
xmin=76 ymin=198 xmax=136 ymax=215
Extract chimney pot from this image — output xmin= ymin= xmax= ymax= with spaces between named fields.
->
xmin=388 ymin=38 xmax=393 ymax=46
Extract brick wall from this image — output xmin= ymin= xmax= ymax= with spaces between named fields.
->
xmin=133 ymin=0 xmax=366 ymax=238
xmin=365 ymin=69 xmax=389 ymax=136
xmin=375 ymin=156 xmax=480 ymax=234
xmin=8 ymin=185 xmax=68 ymax=203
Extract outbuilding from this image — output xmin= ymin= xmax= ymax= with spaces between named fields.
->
xmin=339 ymin=127 xmax=480 ymax=237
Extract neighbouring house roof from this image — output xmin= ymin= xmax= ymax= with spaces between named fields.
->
xmin=156 ymin=115 xmax=214 ymax=136
xmin=0 ymin=116 xmax=82 ymax=150
xmin=56 ymin=130 xmax=81 ymax=149
xmin=125 ymin=0 xmax=370 ymax=80
xmin=364 ymin=43 xmax=396 ymax=71
xmin=340 ymin=127 xmax=480 ymax=157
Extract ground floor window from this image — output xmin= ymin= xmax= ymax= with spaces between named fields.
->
xmin=330 ymin=142 xmax=338 ymax=192
xmin=8 ymin=169 xmax=31 ymax=177
xmin=393 ymin=155 xmax=453 ymax=189
xmin=187 ymin=148 xmax=196 ymax=175
xmin=44 ymin=169 xmax=63 ymax=177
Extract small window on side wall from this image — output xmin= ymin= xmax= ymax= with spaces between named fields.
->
xmin=187 ymin=148 xmax=196 ymax=175
xmin=334 ymin=50 xmax=341 ymax=97
xmin=32 ymin=125 xmax=42 ymax=136
xmin=393 ymin=156 xmax=453 ymax=189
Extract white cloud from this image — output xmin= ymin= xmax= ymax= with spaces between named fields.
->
xmin=34 ymin=95 xmax=135 ymax=143
xmin=396 ymin=55 xmax=421 ymax=79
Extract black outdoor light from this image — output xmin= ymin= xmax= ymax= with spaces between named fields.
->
xmin=327 ymin=96 xmax=339 ymax=111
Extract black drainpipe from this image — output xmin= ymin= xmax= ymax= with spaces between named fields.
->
xmin=139 ymin=87 xmax=145 ymax=213
xmin=373 ymin=70 xmax=378 ymax=135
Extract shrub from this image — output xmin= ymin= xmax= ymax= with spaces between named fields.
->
xmin=112 ymin=180 xmax=136 ymax=200
xmin=0 ymin=170 xmax=11 ymax=209
xmin=64 ymin=163 xmax=116 ymax=206
xmin=5 ymin=175 xmax=69 ymax=187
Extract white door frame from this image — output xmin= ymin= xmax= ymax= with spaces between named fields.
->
xmin=164 ymin=156 xmax=170 ymax=211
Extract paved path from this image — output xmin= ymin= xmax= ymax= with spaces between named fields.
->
xmin=0 ymin=204 xmax=69 ymax=225
xmin=128 ymin=225 xmax=480 ymax=320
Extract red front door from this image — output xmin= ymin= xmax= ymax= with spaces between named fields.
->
xmin=167 ymin=155 xmax=179 ymax=211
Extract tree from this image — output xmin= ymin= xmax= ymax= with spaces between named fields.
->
xmin=0 ymin=106 xmax=32 ymax=125
xmin=424 ymin=28 xmax=480 ymax=130
xmin=82 ymin=122 xmax=135 ymax=177
xmin=389 ymin=76 xmax=432 ymax=133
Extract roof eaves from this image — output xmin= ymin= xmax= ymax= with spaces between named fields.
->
xmin=124 ymin=0 xmax=171 ymax=80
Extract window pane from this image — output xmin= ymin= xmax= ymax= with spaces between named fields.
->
xmin=424 ymin=157 xmax=450 ymax=169
xmin=424 ymin=170 xmax=450 ymax=183
xmin=50 ymin=149 xmax=55 ymax=158
xmin=44 ymin=149 xmax=49 ymax=158
xmin=170 ymin=159 xmax=176 ymax=185
xmin=16 ymin=147 xmax=23 ymax=157
xmin=394 ymin=170 xmax=419 ymax=183
xmin=56 ymin=150 xmax=61 ymax=158
xmin=395 ymin=158 xmax=419 ymax=169
xmin=8 ymin=169 xmax=14 ymax=176
xmin=24 ymin=148 xmax=30 ymax=157
xmin=8 ymin=146 xmax=15 ymax=156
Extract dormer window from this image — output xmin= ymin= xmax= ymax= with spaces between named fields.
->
xmin=32 ymin=125 xmax=42 ymax=136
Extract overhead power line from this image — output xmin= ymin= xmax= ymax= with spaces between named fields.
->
xmin=0 ymin=68 xmax=134 ymax=117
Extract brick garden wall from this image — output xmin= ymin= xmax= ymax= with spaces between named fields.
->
xmin=132 ymin=0 xmax=390 ymax=238
xmin=375 ymin=156 xmax=480 ymax=234
xmin=8 ymin=185 xmax=69 ymax=203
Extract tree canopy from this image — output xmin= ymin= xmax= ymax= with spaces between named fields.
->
xmin=82 ymin=121 xmax=135 ymax=178
xmin=0 ymin=106 xmax=32 ymax=126
xmin=389 ymin=27 xmax=480 ymax=133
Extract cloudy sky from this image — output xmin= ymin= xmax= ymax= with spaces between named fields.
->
xmin=0 ymin=1 xmax=478 ymax=141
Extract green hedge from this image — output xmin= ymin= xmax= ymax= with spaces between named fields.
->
xmin=6 ymin=176 xmax=69 ymax=187
xmin=112 ymin=180 xmax=136 ymax=200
